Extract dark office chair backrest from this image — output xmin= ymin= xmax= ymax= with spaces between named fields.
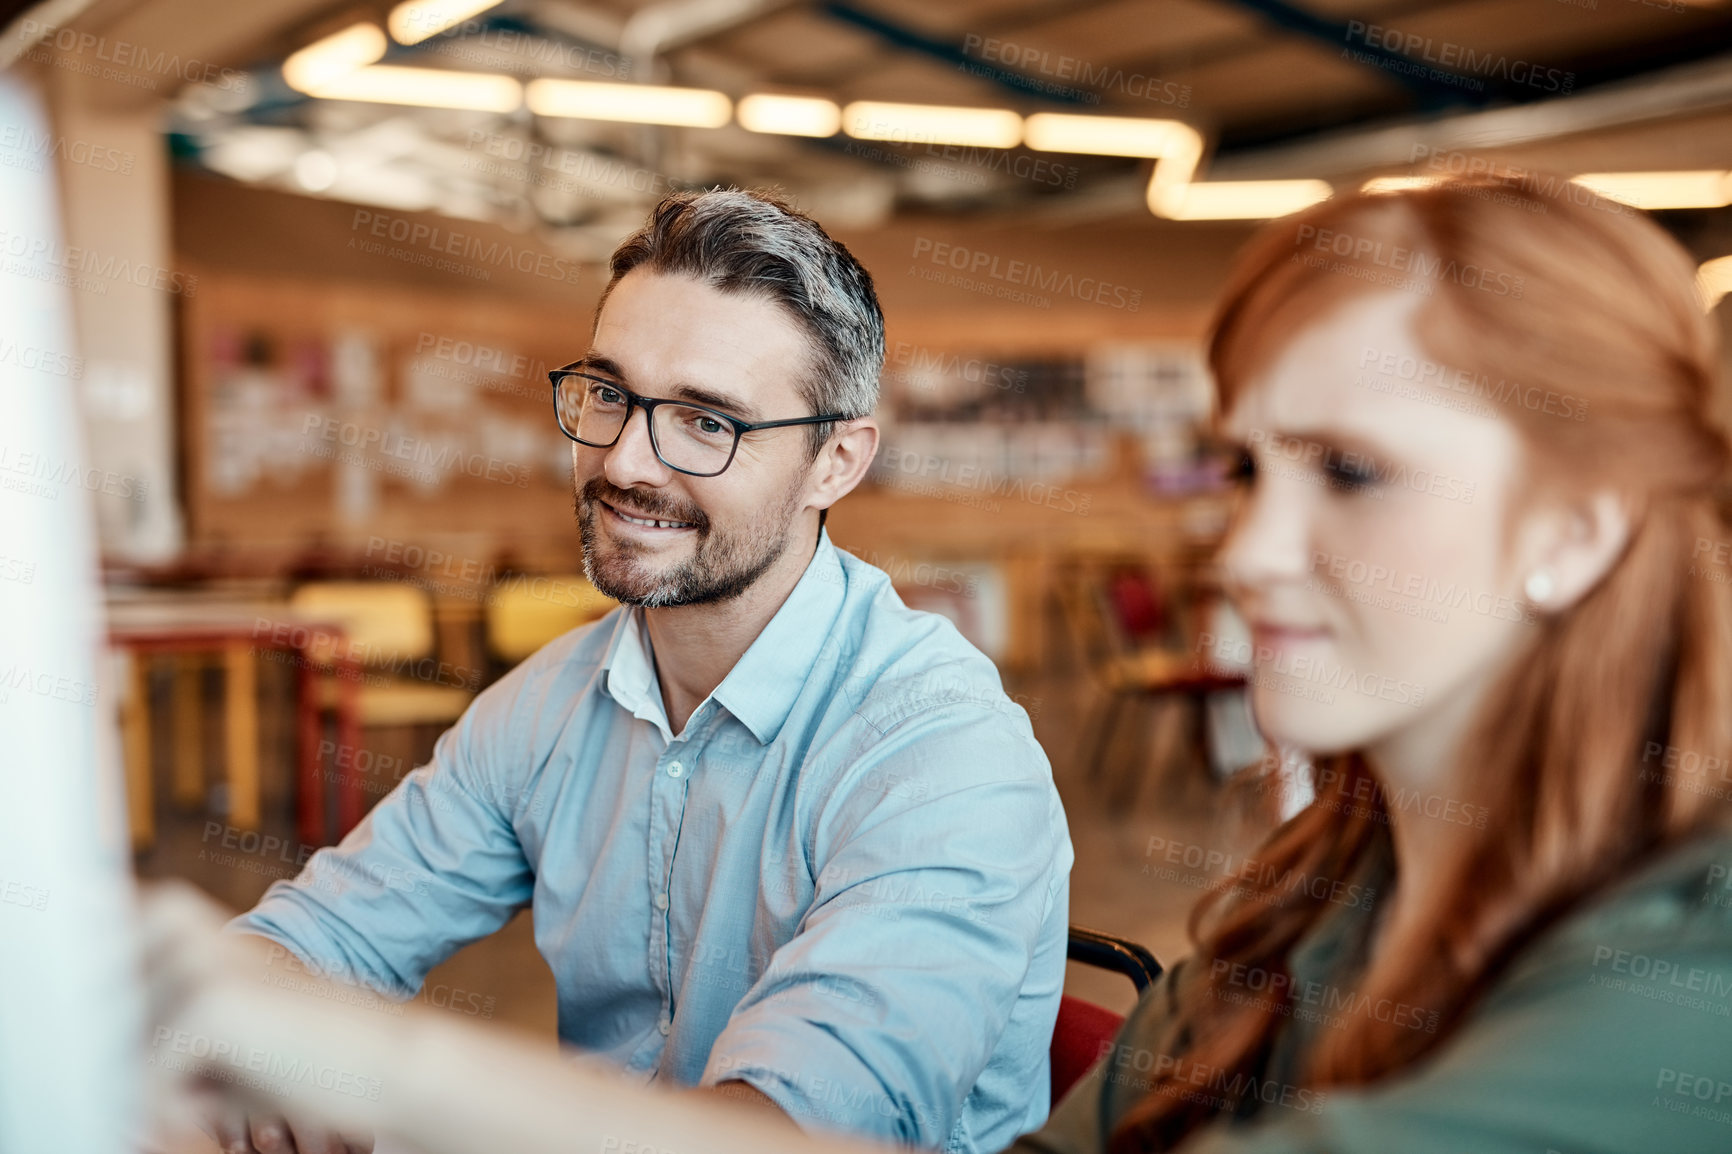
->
xmin=1051 ymin=926 xmax=1163 ymax=1103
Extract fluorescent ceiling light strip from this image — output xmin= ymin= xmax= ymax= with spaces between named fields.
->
xmin=1023 ymin=113 xmax=1198 ymax=159
xmin=1361 ymin=175 xmax=1445 ymax=194
xmin=389 ymin=0 xmax=504 ymax=45
xmin=303 ymin=64 xmax=521 ymax=112
xmin=283 ymin=23 xmax=386 ymax=91
xmin=1149 ymin=137 xmax=1204 ymax=195
xmin=841 ymin=101 xmax=1021 ymax=149
xmin=1571 ymin=171 xmax=1732 ymax=210
xmin=737 ymin=94 xmax=840 ymax=138
xmin=1152 ymin=179 xmax=1333 ymax=221
xmin=527 ymin=79 xmax=731 ymax=127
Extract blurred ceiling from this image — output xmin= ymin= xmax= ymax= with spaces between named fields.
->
xmin=19 ymin=0 xmax=1732 ymax=255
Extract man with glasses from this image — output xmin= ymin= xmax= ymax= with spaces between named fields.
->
xmin=222 ymin=190 xmax=1073 ymax=1154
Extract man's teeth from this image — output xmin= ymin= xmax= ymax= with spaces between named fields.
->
xmin=617 ymin=508 xmax=691 ymax=529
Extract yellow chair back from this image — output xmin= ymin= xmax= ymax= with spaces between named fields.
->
xmin=289 ymin=581 xmax=435 ymax=668
xmin=485 ymin=574 xmax=615 ymax=663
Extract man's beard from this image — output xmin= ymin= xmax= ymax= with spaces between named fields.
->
xmin=575 ymin=477 xmax=803 ymax=608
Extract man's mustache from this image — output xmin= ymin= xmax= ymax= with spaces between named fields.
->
xmin=579 ymin=478 xmax=709 ymax=531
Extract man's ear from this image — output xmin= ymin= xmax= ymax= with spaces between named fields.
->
xmin=1520 ymin=488 xmax=1634 ymax=612
xmin=806 ymin=418 xmax=879 ymax=517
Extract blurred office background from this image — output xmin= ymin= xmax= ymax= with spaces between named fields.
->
xmin=11 ymin=0 xmax=1732 ymax=1108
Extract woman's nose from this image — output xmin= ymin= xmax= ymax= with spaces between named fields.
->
xmin=1219 ymin=474 xmax=1313 ymax=596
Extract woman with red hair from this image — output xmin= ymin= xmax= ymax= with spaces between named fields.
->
xmin=1017 ymin=174 xmax=1732 ymax=1154
xmin=146 ymin=179 xmax=1732 ymax=1154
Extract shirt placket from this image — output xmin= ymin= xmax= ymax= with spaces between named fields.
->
xmin=643 ymin=704 xmax=709 ymax=1057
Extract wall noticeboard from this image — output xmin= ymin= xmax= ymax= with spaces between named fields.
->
xmin=179 ymin=267 xmax=587 ymax=570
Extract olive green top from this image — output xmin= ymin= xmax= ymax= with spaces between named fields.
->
xmin=1011 ymin=830 xmax=1732 ymax=1154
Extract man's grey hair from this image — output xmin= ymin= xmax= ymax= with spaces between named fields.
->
xmin=597 ymin=188 xmax=885 ymax=456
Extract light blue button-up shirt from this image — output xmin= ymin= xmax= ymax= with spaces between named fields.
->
xmin=234 ymin=529 xmax=1073 ymax=1153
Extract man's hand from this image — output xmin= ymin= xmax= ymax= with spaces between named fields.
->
xmin=137 ymin=882 xmax=376 ymax=1154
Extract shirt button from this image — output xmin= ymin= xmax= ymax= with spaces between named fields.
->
xmin=657 ymin=1014 xmax=671 ymax=1035
xmin=667 ymin=760 xmax=684 ymax=778
xmin=654 ymin=891 xmax=669 ymax=911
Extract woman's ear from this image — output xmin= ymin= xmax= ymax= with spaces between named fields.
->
xmin=1520 ymin=489 xmax=1634 ymax=612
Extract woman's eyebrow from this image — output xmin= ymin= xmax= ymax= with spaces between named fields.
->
xmin=1253 ymin=425 xmax=1402 ymax=464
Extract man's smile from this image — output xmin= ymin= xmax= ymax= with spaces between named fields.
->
xmin=601 ymin=497 xmax=697 ymax=532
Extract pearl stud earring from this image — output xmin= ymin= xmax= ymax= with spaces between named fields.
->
xmin=1524 ymin=570 xmax=1556 ymax=604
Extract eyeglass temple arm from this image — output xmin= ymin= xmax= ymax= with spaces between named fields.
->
xmin=737 ymin=412 xmax=855 ymax=432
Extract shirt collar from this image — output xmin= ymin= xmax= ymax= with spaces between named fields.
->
xmin=596 ymin=528 xmax=849 ymax=746
xmin=598 ymin=607 xmax=673 ymax=741
xmin=713 ymin=527 xmax=848 ymax=745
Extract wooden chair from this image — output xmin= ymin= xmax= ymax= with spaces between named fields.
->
xmin=289 ymin=581 xmax=476 ymax=840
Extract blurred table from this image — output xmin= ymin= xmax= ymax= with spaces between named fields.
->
xmin=107 ymin=593 xmax=361 ymax=851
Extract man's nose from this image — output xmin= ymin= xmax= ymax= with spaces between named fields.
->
xmin=603 ymin=407 xmax=672 ymax=489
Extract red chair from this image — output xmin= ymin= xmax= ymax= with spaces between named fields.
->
xmin=1056 ymin=563 xmax=1248 ymax=808
xmin=1052 ymin=926 xmax=1163 ymax=1102
xmin=1106 ymin=566 xmax=1167 ymax=642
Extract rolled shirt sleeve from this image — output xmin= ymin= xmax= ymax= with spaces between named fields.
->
xmin=227 ymin=669 xmax=536 ymax=999
xmin=701 ymin=702 xmax=1072 ymax=1150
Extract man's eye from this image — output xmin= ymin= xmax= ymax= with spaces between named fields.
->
xmin=590 ymin=382 xmax=625 ymax=405
xmin=689 ymin=412 xmax=737 ymax=442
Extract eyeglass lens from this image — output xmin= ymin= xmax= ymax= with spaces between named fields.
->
xmin=557 ymin=376 xmax=735 ymax=475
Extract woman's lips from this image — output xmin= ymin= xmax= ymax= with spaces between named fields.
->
xmin=1250 ymin=622 xmax=1331 ymax=654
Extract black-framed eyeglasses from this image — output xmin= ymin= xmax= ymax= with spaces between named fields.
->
xmin=549 ymin=363 xmax=852 ymax=478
